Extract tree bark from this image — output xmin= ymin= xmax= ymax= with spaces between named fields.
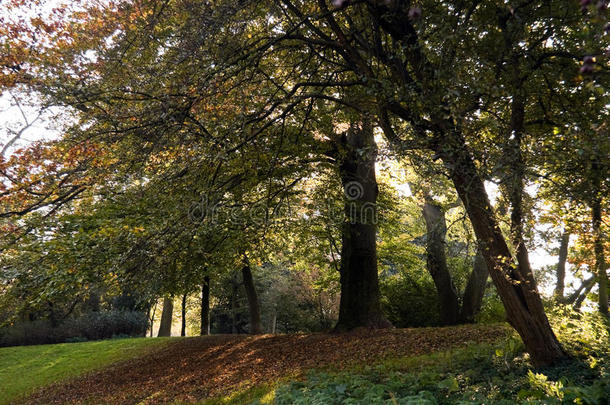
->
xmin=554 ymin=232 xmax=570 ymax=300
xmin=592 ymin=199 xmax=609 ymax=315
xmin=201 ymin=275 xmax=210 ymax=335
xmin=241 ymin=264 xmax=263 ymax=334
xmin=157 ymin=296 xmax=173 ymax=337
xmin=334 ymin=119 xmax=390 ymax=331
xmin=422 ymin=199 xmax=460 ymax=325
xmin=436 ymin=130 xmax=567 ymax=367
xmin=460 ymin=252 xmax=488 ymax=323
xmin=180 ymin=293 xmax=187 ymax=337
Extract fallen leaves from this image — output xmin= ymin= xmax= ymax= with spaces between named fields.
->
xmin=20 ymin=324 xmax=509 ymax=404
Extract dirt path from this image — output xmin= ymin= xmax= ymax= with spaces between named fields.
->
xmin=21 ymin=324 xmax=509 ymax=404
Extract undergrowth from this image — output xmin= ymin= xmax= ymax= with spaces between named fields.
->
xmin=253 ymin=308 xmax=610 ymax=404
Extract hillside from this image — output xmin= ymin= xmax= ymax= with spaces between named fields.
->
xmin=17 ymin=325 xmax=508 ymax=404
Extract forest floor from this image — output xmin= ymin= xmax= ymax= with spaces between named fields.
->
xmin=18 ymin=324 xmax=509 ymax=404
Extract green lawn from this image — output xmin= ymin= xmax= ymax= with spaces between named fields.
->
xmin=0 ymin=337 xmax=172 ymax=404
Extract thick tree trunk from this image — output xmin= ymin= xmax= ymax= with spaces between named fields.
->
xmin=157 ymin=296 xmax=173 ymax=337
xmin=554 ymin=232 xmax=570 ymax=300
xmin=436 ymin=131 xmax=567 ymax=367
xmin=335 ymin=119 xmax=390 ymax=331
xmin=241 ymin=265 xmax=263 ymax=334
xmin=422 ymin=199 xmax=460 ymax=325
xmin=201 ymin=275 xmax=210 ymax=336
xmin=592 ymin=199 xmax=609 ymax=315
xmin=180 ymin=293 xmax=187 ymax=337
xmin=460 ymin=252 xmax=488 ymax=323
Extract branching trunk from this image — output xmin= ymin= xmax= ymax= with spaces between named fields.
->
xmin=460 ymin=252 xmax=488 ymax=323
xmin=567 ymin=276 xmax=595 ymax=309
xmin=241 ymin=264 xmax=263 ymax=334
xmin=334 ymin=119 xmax=390 ymax=331
xmin=157 ymin=296 xmax=173 ymax=337
xmin=436 ymin=130 xmax=567 ymax=367
xmin=201 ymin=275 xmax=210 ymax=336
xmin=592 ymin=199 xmax=609 ymax=315
xmin=572 ymin=276 xmax=597 ymax=311
xmin=554 ymin=232 xmax=570 ymax=300
xmin=422 ymin=199 xmax=460 ymax=325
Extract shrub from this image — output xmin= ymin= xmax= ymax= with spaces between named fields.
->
xmin=0 ymin=310 xmax=148 ymax=347
xmin=380 ymin=275 xmax=441 ymax=327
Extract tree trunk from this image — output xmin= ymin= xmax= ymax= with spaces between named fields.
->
xmin=436 ymin=131 xmax=567 ymax=367
xmin=334 ymin=119 xmax=390 ymax=331
xmin=554 ymin=232 xmax=570 ymax=300
xmin=460 ymin=252 xmax=488 ymax=323
xmin=180 ymin=293 xmax=187 ymax=337
xmin=231 ymin=276 xmax=239 ymax=334
xmin=157 ymin=296 xmax=173 ymax=337
xmin=592 ymin=199 xmax=609 ymax=315
xmin=241 ymin=264 xmax=263 ymax=334
xmin=201 ymin=275 xmax=210 ymax=335
xmin=570 ymin=276 xmax=596 ymax=310
xmin=422 ymin=199 xmax=460 ymax=325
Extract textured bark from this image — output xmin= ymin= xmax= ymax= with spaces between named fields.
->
xmin=157 ymin=297 xmax=173 ymax=337
xmin=554 ymin=232 xmax=570 ymax=300
xmin=200 ymin=275 xmax=210 ymax=336
xmin=592 ymin=199 xmax=609 ymax=315
xmin=460 ymin=252 xmax=488 ymax=323
xmin=422 ymin=199 xmax=460 ymax=325
xmin=436 ymin=131 xmax=567 ymax=367
xmin=334 ymin=119 xmax=390 ymax=331
xmin=241 ymin=265 xmax=263 ymax=334
xmin=180 ymin=293 xmax=187 ymax=337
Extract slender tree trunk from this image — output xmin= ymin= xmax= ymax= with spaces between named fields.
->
xmin=571 ymin=276 xmax=596 ymax=310
xmin=435 ymin=130 xmax=567 ymax=367
xmin=592 ymin=199 xmax=609 ymax=315
xmin=157 ymin=296 xmax=173 ymax=337
xmin=180 ymin=293 xmax=187 ymax=337
xmin=554 ymin=232 xmax=570 ymax=300
xmin=422 ymin=199 xmax=460 ymax=325
xmin=230 ymin=274 xmax=239 ymax=334
xmin=149 ymin=301 xmax=157 ymax=337
xmin=565 ymin=275 xmax=594 ymax=304
xmin=335 ymin=119 xmax=390 ymax=331
xmin=241 ymin=264 xmax=263 ymax=334
xmin=201 ymin=275 xmax=210 ymax=335
xmin=460 ymin=252 xmax=488 ymax=323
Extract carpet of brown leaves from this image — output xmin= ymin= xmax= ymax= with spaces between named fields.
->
xmin=21 ymin=324 xmax=509 ymax=404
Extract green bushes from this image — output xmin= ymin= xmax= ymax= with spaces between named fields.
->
xmin=0 ymin=310 xmax=148 ymax=347
xmin=380 ymin=275 xmax=441 ymax=327
xmin=268 ymin=310 xmax=610 ymax=405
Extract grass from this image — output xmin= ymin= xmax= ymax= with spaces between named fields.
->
xmin=0 ymin=336 xmax=173 ymax=404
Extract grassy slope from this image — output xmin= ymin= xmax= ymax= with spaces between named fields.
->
xmin=0 ymin=337 xmax=172 ymax=404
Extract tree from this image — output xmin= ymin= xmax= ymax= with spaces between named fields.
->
xmin=157 ymin=297 xmax=174 ymax=337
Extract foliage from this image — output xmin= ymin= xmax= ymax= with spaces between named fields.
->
xmin=270 ymin=311 xmax=610 ymax=405
xmin=0 ymin=336 xmax=170 ymax=404
xmin=0 ymin=310 xmax=148 ymax=347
